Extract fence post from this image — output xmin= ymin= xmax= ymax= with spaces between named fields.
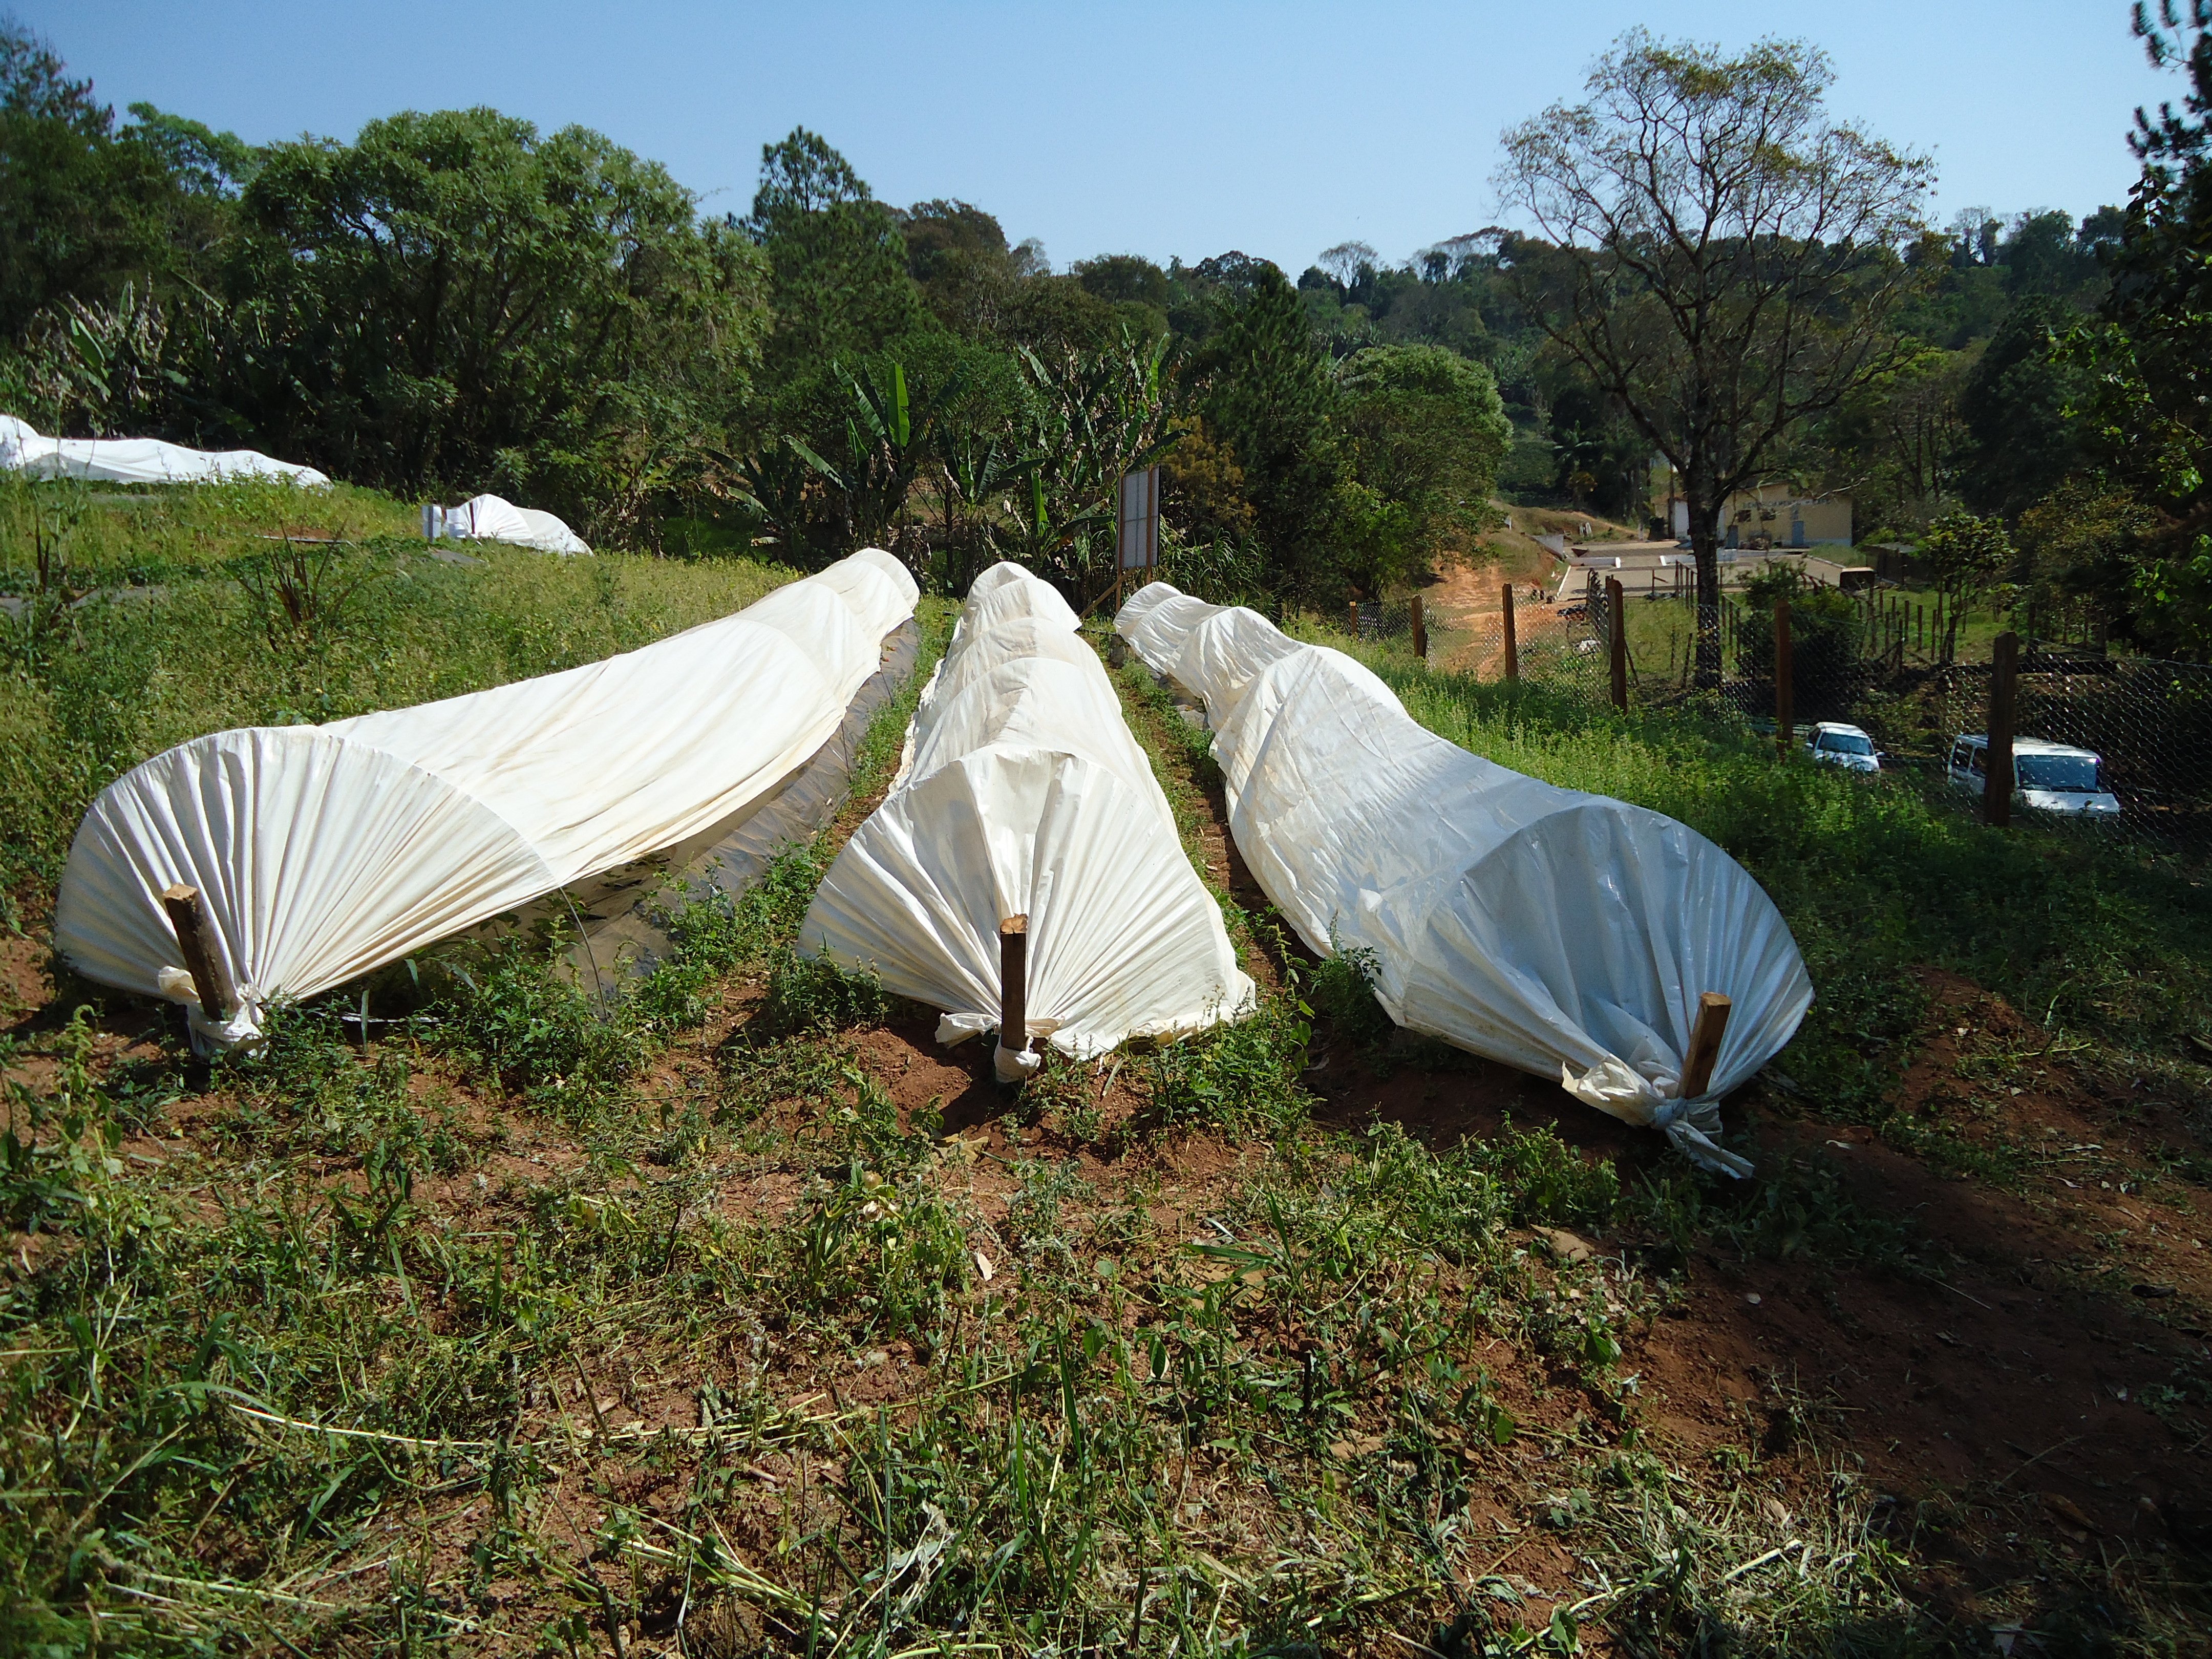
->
xmin=1607 ymin=576 xmax=1628 ymax=711
xmin=1410 ymin=592 xmax=1428 ymax=660
xmin=1774 ymin=597 xmax=1794 ymax=754
xmin=1500 ymin=583 xmax=1519 ymax=683
xmin=1348 ymin=599 xmax=1359 ymax=639
xmin=1984 ymin=630 xmax=2018 ymax=828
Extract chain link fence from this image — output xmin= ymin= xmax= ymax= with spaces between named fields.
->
xmin=1371 ymin=585 xmax=1617 ymax=703
xmin=1374 ymin=576 xmax=2212 ymax=862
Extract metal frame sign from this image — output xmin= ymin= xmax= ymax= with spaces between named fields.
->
xmin=1118 ymin=466 xmax=1160 ymax=573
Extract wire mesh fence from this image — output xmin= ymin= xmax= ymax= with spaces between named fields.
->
xmin=1377 ymin=576 xmax=2212 ymax=863
xmin=1381 ymin=585 xmax=1617 ymax=703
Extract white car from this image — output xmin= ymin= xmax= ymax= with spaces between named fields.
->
xmin=1946 ymin=735 xmax=2121 ymax=817
xmin=1804 ymin=721 xmax=1881 ymax=774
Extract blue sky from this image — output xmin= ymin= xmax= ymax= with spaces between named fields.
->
xmin=25 ymin=1 xmax=2176 ymax=273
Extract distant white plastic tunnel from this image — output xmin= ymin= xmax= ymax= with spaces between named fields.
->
xmin=55 ymin=549 xmax=919 ymax=1050
xmin=1115 ymin=582 xmax=1813 ymax=1175
xmin=800 ymin=563 xmax=1253 ymax=1079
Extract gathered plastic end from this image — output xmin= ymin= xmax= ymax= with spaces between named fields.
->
xmin=935 ymin=1011 xmax=990 ymax=1047
xmin=992 ymin=1041 xmax=1041 ymax=1084
xmin=156 ymin=969 xmax=265 ymax=1058
xmin=1560 ymin=1057 xmax=1755 ymax=1179
xmin=1652 ymin=1097 xmax=1755 ymax=1179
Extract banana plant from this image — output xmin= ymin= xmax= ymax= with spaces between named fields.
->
xmin=726 ymin=437 xmax=825 ymax=559
xmin=788 ymin=359 xmax=967 ymax=558
xmin=1007 ymin=330 xmax=1178 ymax=604
xmin=937 ymin=426 xmax=1018 ymax=592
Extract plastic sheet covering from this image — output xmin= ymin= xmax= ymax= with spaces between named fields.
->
xmin=0 ymin=413 xmax=328 ymax=486
xmin=558 ymin=619 xmax=920 ymax=997
xmin=1115 ymin=582 xmax=1812 ymax=1175
xmin=53 ymin=548 xmax=919 ymax=1050
xmin=801 ymin=562 xmax=1253 ymax=1077
xmin=429 ymin=493 xmax=590 ymax=556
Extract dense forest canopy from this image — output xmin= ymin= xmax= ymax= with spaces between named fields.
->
xmin=2 ymin=11 xmax=2206 ymax=654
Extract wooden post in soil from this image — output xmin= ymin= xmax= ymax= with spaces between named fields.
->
xmin=1410 ymin=592 xmax=1427 ymax=660
xmin=1606 ymin=576 xmax=1628 ymax=711
xmin=1773 ymin=595 xmax=1794 ymax=755
xmin=1679 ymin=992 xmax=1733 ymax=1099
xmin=1348 ymin=599 xmax=1360 ymax=640
xmin=160 ymin=883 xmax=233 ymax=1022
xmin=1500 ymin=583 xmax=1519 ymax=683
xmin=997 ymin=914 xmax=1029 ymax=1072
xmin=1984 ymin=630 xmax=2019 ymax=828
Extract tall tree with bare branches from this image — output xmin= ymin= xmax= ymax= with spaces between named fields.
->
xmin=1496 ymin=32 xmax=1934 ymax=681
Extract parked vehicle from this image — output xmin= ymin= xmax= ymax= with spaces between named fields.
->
xmin=1804 ymin=721 xmax=1881 ymax=774
xmin=1945 ymin=735 xmax=2121 ymax=816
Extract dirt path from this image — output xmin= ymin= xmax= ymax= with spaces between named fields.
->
xmin=1426 ymin=559 xmax=1578 ymax=678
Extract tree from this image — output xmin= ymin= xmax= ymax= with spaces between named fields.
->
xmin=2070 ymin=1 xmax=2212 ymax=657
xmin=1316 ymin=241 xmax=1379 ymax=289
xmin=744 ymin=127 xmax=925 ymax=384
xmin=899 ymin=198 xmax=1019 ymax=336
xmin=1496 ymin=31 xmax=1933 ymax=680
xmin=1073 ymin=253 xmax=1170 ymax=312
xmin=1920 ymin=508 xmax=2014 ymax=663
xmin=1738 ymin=562 xmax=1864 ymax=714
xmin=2014 ymin=478 xmax=2152 ymax=640
xmin=202 ymin=109 xmax=765 ymax=538
xmin=0 ymin=20 xmax=181 ymax=338
xmin=1336 ymin=344 xmax=1509 ymax=590
xmin=123 ymin=102 xmax=258 ymax=196
xmin=1959 ymin=297 xmax=2089 ymax=519
xmin=1821 ymin=344 xmax=1970 ymax=536
xmin=1193 ymin=264 xmax=1345 ymax=601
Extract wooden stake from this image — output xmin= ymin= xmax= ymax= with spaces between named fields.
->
xmin=998 ymin=914 xmax=1029 ymax=1070
xmin=1679 ymin=992 xmax=1733 ymax=1099
xmin=160 ymin=883 xmax=233 ymax=1022
xmin=1985 ymin=630 xmax=2018 ymax=828
xmin=1410 ymin=591 xmax=1427 ymax=660
xmin=1773 ymin=595 xmax=1794 ymax=754
xmin=1347 ymin=599 xmax=1360 ymax=639
xmin=1500 ymin=582 xmax=1518 ymax=682
xmin=1607 ymin=576 xmax=1628 ymax=710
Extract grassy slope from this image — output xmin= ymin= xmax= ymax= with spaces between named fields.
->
xmin=1 ymin=561 xmax=2209 ymax=1654
xmin=1 ymin=478 xmax=795 ymax=909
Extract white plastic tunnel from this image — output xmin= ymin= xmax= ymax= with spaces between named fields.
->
xmin=800 ymin=562 xmax=1253 ymax=1078
xmin=54 ymin=549 xmax=919 ymax=1049
xmin=1116 ymin=582 xmax=1813 ymax=1174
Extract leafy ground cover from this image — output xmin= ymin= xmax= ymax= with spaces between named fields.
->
xmin=0 ymin=548 xmax=2208 ymax=1655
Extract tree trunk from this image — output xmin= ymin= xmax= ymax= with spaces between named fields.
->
xmin=1685 ymin=480 xmax=1722 ymax=686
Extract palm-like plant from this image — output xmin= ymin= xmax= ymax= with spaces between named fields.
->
xmin=790 ymin=360 xmax=967 ymax=563
xmin=1007 ymin=331 xmax=1177 ymax=606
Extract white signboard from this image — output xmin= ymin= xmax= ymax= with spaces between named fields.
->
xmin=1118 ymin=466 xmax=1160 ymax=572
